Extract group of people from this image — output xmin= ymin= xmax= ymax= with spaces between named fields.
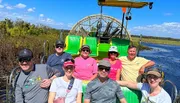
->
xmin=15 ymin=40 xmax=172 ymax=103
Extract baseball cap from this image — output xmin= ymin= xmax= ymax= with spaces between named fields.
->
xmin=63 ymin=60 xmax=75 ymax=68
xmin=109 ymin=46 xmax=118 ymax=53
xmin=98 ymin=60 xmax=111 ymax=68
xmin=18 ymin=48 xmax=33 ymax=60
xmin=81 ymin=45 xmax=90 ymax=50
xmin=147 ymin=68 xmax=162 ymax=77
xmin=55 ymin=40 xmax=65 ymax=46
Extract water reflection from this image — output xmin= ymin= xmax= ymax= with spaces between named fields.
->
xmin=139 ymin=42 xmax=180 ymax=93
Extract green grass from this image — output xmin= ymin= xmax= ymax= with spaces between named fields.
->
xmin=132 ymin=36 xmax=180 ymax=46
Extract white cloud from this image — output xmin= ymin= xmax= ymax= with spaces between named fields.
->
xmin=6 ymin=6 xmax=13 ymax=10
xmin=27 ymin=7 xmax=35 ymax=12
xmin=129 ymin=22 xmax=180 ymax=38
xmin=39 ymin=14 xmax=44 ymax=17
xmin=67 ymin=23 xmax=74 ymax=28
xmin=0 ymin=4 xmax=4 ymax=8
xmin=15 ymin=3 xmax=26 ymax=9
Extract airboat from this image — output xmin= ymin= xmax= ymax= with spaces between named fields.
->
xmin=1 ymin=0 xmax=178 ymax=103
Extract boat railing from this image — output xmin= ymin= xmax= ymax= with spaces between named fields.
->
xmin=163 ymin=79 xmax=178 ymax=103
xmin=40 ymin=40 xmax=49 ymax=64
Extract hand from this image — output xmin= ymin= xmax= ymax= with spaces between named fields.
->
xmin=139 ymin=66 xmax=145 ymax=75
xmin=40 ymin=79 xmax=51 ymax=88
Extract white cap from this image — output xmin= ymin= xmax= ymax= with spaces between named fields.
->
xmin=108 ymin=46 xmax=118 ymax=53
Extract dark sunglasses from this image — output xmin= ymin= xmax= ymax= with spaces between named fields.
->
xmin=56 ymin=45 xmax=64 ymax=48
xmin=19 ymin=58 xmax=31 ymax=63
xmin=109 ymin=52 xmax=117 ymax=54
xmin=98 ymin=67 xmax=110 ymax=72
xmin=147 ymin=75 xmax=160 ymax=80
xmin=82 ymin=49 xmax=90 ymax=52
xmin=64 ymin=65 xmax=74 ymax=70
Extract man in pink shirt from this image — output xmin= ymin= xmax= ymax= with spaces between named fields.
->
xmin=74 ymin=45 xmax=98 ymax=81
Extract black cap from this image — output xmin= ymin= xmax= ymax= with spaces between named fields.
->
xmin=56 ymin=40 xmax=65 ymax=46
xmin=18 ymin=48 xmax=33 ymax=60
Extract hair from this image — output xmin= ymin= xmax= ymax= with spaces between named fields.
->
xmin=128 ymin=45 xmax=137 ymax=50
xmin=64 ymin=58 xmax=75 ymax=63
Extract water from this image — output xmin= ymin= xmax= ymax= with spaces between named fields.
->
xmin=139 ymin=42 xmax=180 ymax=93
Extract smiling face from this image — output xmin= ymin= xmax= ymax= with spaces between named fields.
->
xmin=147 ymin=74 xmax=162 ymax=88
xmin=127 ymin=47 xmax=137 ymax=60
xmin=19 ymin=58 xmax=33 ymax=72
xmin=80 ymin=48 xmax=90 ymax=58
xmin=55 ymin=44 xmax=64 ymax=54
xmin=98 ymin=66 xmax=110 ymax=78
xmin=64 ymin=65 xmax=75 ymax=77
xmin=109 ymin=52 xmax=118 ymax=60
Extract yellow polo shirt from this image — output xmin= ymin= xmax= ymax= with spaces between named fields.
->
xmin=119 ymin=56 xmax=149 ymax=82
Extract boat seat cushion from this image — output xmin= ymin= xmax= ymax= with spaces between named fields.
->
xmin=83 ymin=37 xmax=98 ymax=57
xmin=111 ymin=38 xmax=130 ymax=57
xmin=64 ymin=35 xmax=83 ymax=56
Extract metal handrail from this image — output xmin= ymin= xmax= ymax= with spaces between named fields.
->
xmin=40 ymin=40 xmax=49 ymax=64
xmin=163 ymin=80 xmax=178 ymax=102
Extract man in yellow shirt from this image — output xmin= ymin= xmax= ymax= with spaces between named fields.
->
xmin=119 ymin=45 xmax=155 ymax=82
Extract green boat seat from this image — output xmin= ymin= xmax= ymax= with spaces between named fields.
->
xmin=98 ymin=43 xmax=111 ymax=59
xmin=81 ymin=82 xmax=141 ymax=103
xmin=64 ymin=35 xmax=83 ymax=56
xmin=111 ymin=38 xmax=130 ymax=57
xmin=83 ymin=37 xmax=98 ymax=57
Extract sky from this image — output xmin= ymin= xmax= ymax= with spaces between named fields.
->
xmin=0 ymin=0 xmax=180 ymax=39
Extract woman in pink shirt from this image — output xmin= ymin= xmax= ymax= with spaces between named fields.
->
xmin=103 ymin=46 xmax=122 ymax=80
xmin=74 ymin=45 xmax=98 ymax=81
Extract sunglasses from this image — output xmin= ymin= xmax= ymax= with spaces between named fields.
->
xmin=147 ymin=75 xmax=160 ymax=80
xmin=56 ymin=45 xmax=64 ymax=48
xmin=64 ymin=65 xmax=74 ymax=70
xmin=109 ymin=52 xmax=117 ymax=55
xmin=98 ymin=67 xmax=110 ymax=72
xmin=82 ymin=49 xmax=90 ymax=52
xmin=19 ymin=58 xmax=31 ymax=63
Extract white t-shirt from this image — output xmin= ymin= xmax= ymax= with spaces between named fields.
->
xmin=137 ymin=83 xmax=172 ymax=103
xmin=50 ymin=77 xmax=82 ymax=103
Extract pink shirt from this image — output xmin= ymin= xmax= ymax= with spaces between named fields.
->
xmin=103 ymin=58 xmax=122 ymax=80
xmin=74 ymin=56 xmax=98 ymax=80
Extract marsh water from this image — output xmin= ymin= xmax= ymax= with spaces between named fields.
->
xmin=139 ymin=42 xmax=180 ymax=95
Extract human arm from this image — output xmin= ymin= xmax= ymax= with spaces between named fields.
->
xmin=116 ymin=80 xmax=138 ymax=90
xmin=89 ymin=73 xmax=97 ymax=81
xmin=48 ymin=78 xmax=58 ymax=103
xmin=84 ymin=83 xmax=92 ymax=103
xmin=76 ymin=80 xmax=82 ymax=103
xmin=120 ymin=98 xmax=127 ymax=103
xmin=139 ymin=60 xmax=155 ymax=74
xmin=76 ymin=93 xmax=82 ymax=103
xmin=116 ymin=83 xmax=127 ymax=103
xmin=48 ymin=92 xmax=56 ymax=103
xmin=40 ymin=65 xmax=60 ymax=88
xmin=116 ymin=69 xmax=121 ymax=81
xmin=15 ymin=84 xmax=24 ymax=103
xmin=89 ymin=59 xmax=98 ymax=81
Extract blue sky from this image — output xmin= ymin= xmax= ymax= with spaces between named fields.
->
xmin=0 ymin=0 xmax=180 ymax=39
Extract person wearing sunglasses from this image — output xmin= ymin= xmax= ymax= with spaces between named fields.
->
xmin=103 ymin=46 xmax=122 ymax=81
xmin=47 ymin=40 xmax=72 ymax=76
xmin=116 ymin=68 xmax=172 ymax=103
xmin=74 ymin=45 xmax=98 ymax=81
xmin=15 ymin=48 xmax=61 ymax=103
xmin=48 ymin=59 xmax=82 ymax=103
xmin=119 ymin=45 xmax=155 ymax=82
xmin=84 ymin=60 xmax=127 ymax=103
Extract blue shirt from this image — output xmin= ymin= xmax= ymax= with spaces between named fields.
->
xmin=46 ymin=52 xmax=72 ymax=76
